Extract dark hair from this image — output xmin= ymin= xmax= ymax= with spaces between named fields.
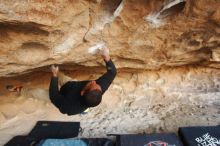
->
xmin=83 ymin=90 xmax=102 ymax=107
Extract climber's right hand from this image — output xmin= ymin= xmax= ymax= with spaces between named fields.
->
xmin=100 ymin=47 xmax=110 ymax=62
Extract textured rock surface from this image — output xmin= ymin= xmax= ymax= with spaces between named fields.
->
xmin=0 ymin=0 xmax=220 ymax=145
xmin=0 ymin=0 xmax=219 ymax=76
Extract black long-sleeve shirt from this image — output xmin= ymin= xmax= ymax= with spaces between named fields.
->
xmin=49 ymin=60 xmax=117 ymax=115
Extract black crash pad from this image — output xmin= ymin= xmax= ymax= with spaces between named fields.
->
xmin=5 ymin=136 xmax=37 ymax=146
xmin=115 ymin=133 xmax=183 ymax=146
xmin=28 ymin=121 xmax=80 ymax=140
xmin=179 ymin=125 xmax=220 ymax=146
xmin=5 ymin=121 xmax=80 ymax=146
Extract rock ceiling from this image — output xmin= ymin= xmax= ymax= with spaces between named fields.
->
xmin=0 ymin=0 xmax=219 ymax=77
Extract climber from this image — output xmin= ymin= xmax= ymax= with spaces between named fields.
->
xmin=49 ymin=47 xmax=116 ymax=115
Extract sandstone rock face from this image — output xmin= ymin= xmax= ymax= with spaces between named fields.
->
xmin=0 ymin=0 xmax=220 ymax=145
xmin=0 ymin=0 xmax=219 ymax=76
